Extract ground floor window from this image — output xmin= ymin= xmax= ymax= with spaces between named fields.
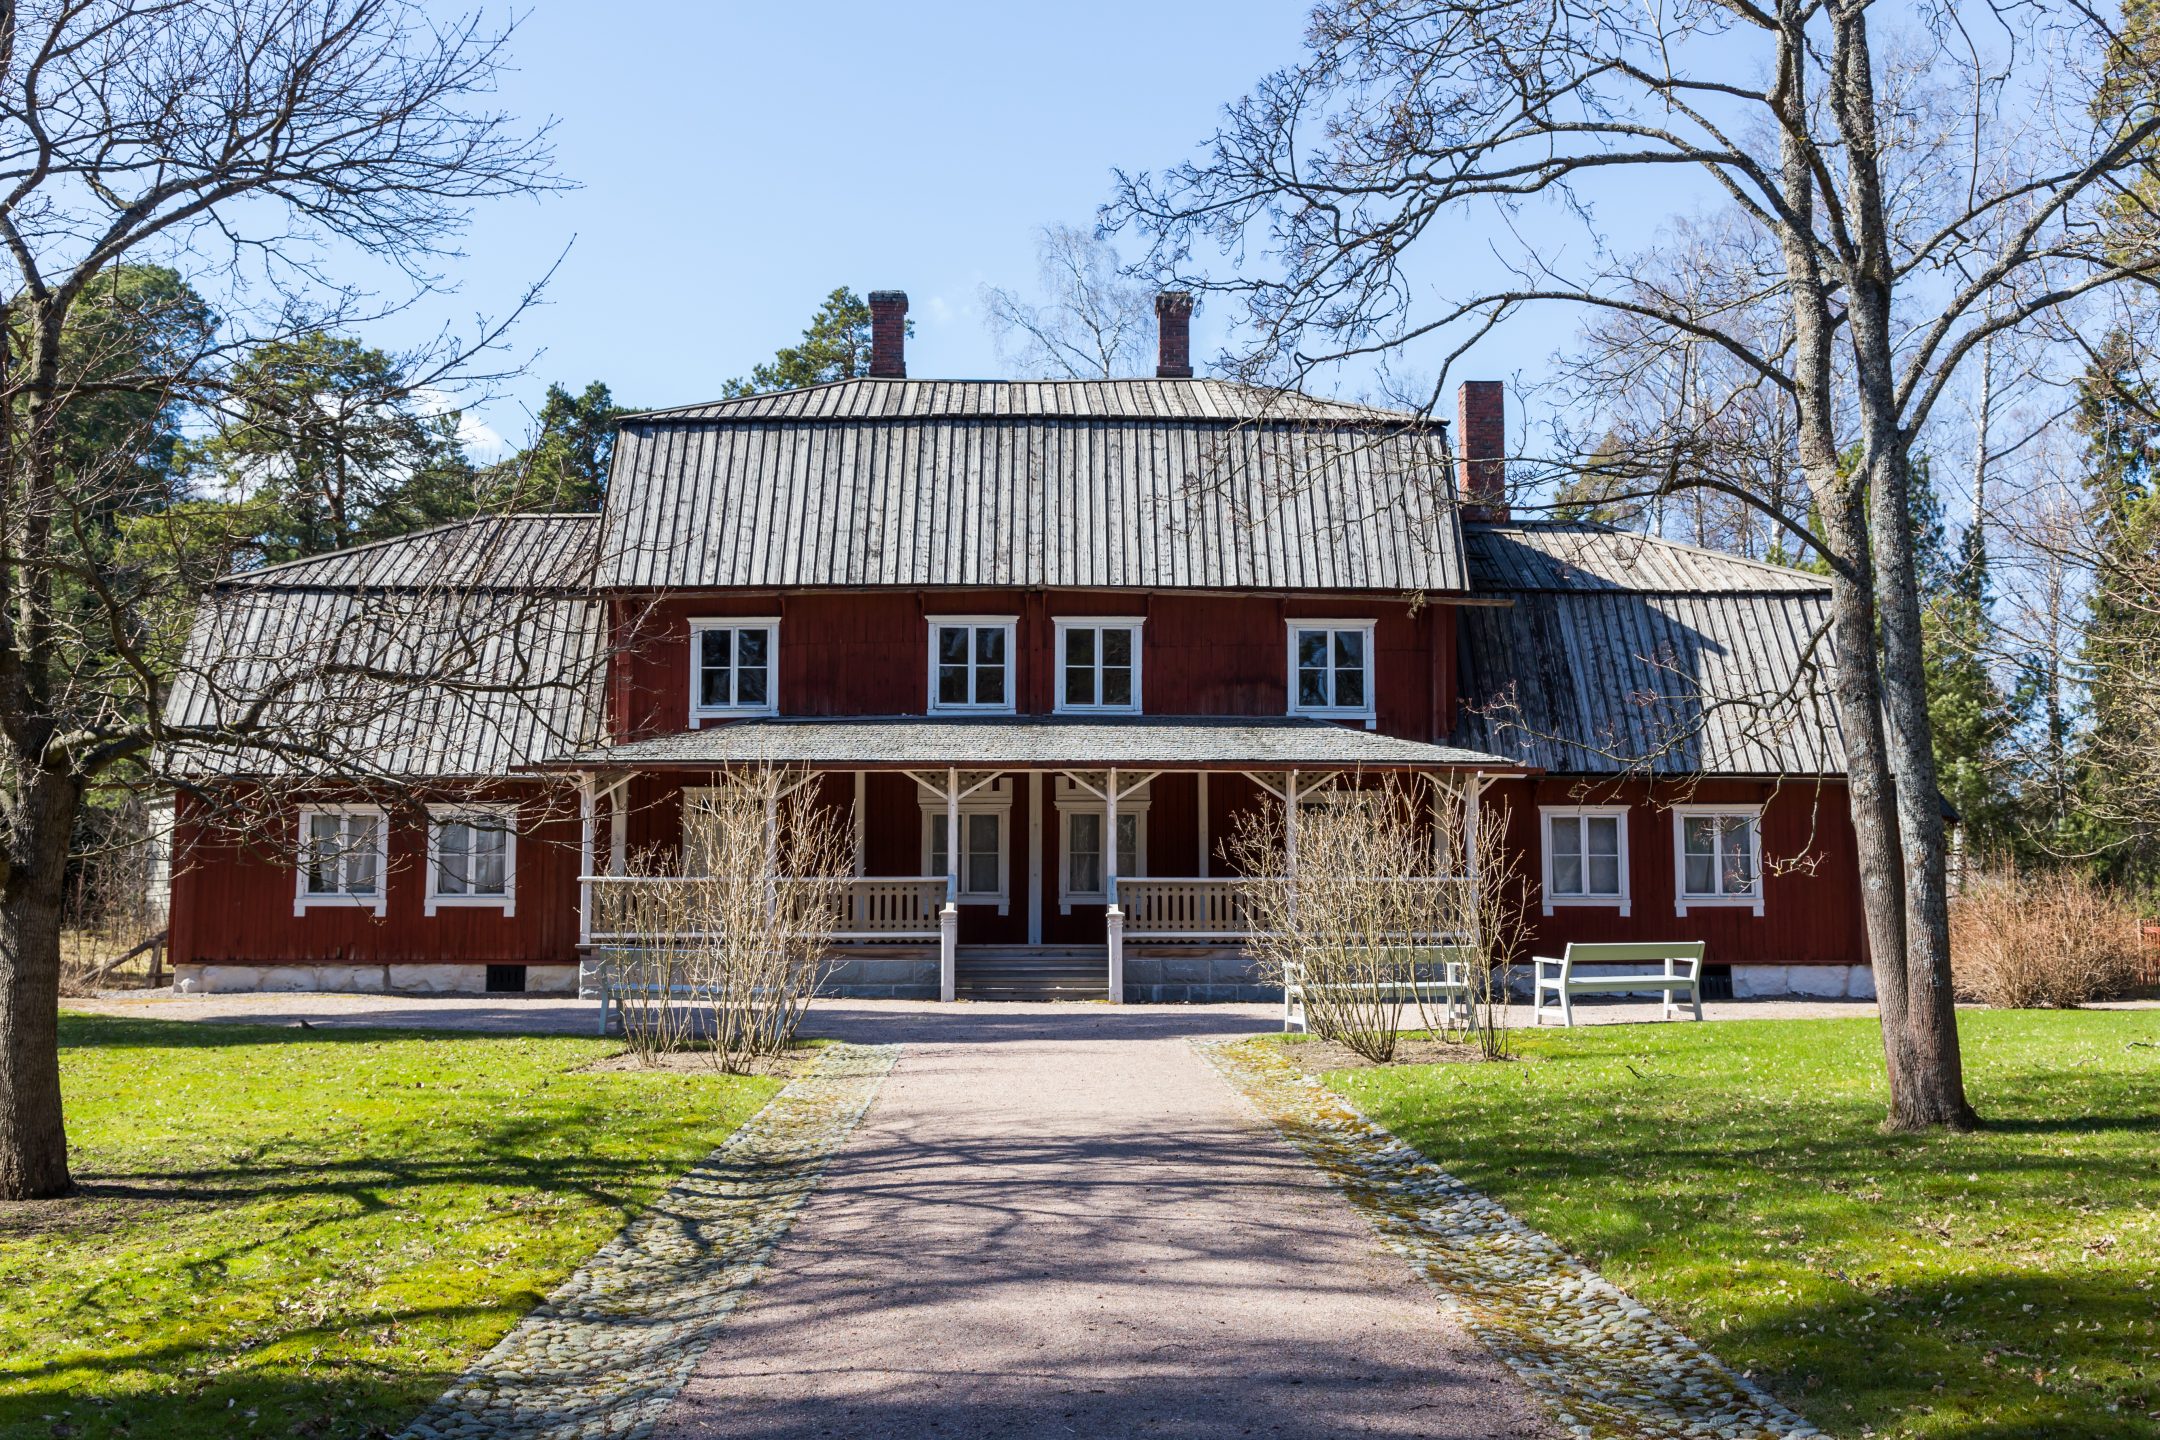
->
xmin=1053 ymin=775 xmax=1149 ymax=908
xmin=1674 ymin=805 xmax=1764 ymax=916
xmin=427 ymin=805 xmax=516 ymax=916
xmin=1540 ymin=805 xmax=1629 ymax=915
xmin=921 ymin=781 xmax=1012 ymax=910
xmin=296 ymin=806 xmax=387 ymax=915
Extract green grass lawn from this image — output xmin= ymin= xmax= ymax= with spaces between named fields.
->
xmin=1331 ymin=1010 xmax=2160 ymax=1439
xmin=2 ymin=1013 xmax=781 ymax=1440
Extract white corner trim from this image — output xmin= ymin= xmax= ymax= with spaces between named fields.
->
xmin=1671 ymin=803 xmax=1767 ymax=917
xmin=688 ymin=617 xmax=781 ymax=722
xmin=1283 ymin=618 xmax=1379 ymax=721
xmin=1051 ymin=615 xmax=1146 ymax=715
xmin=294 ymin=805 xmax=389 ymax=918
xmin=424 ymin=803 xmax=518 ymax=917
xmin=925 ymin=615 xmax=1020 ymax=715
xmin=1537 ymin=804 xmax=1631 ymax=917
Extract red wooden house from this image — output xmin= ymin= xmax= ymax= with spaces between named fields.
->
xmin=164 ymin=292 xmax=1870 ymax=1003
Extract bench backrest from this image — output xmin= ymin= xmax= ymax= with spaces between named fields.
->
xmin=1558 ymin=941 xmax=1705 ymax=977
xmin=1286 ymin=944 xmax=1473 ymax=986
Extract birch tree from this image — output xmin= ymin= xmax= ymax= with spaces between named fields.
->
xmin=0 ymin=0 xmax=562 ymax=1201
xmin=1112 ymin=0 xmax=2160 ymax=1129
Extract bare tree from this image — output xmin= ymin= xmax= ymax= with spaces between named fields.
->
xmin=1110 ymin=1 xmax=2160 ymax=1129
xmin=591 ymin=768 xmax=850 ymax=1074
xmin=0 ymin=0 xmax=564 ymax=1200
xmin=982 ymin=225 xmax=1158 ymax=379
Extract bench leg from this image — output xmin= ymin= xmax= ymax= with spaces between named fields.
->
xmin=597 ymin=987 xmax=610 ymax=1038
xmin=1559 ymin=989 xmax=1575 ymax=1028
xmin=1692 ymin=987 xmax=1704 ymax=1022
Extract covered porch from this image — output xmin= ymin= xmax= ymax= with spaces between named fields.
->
xmin=544 ymin=717 xmax=1521 ymax=1003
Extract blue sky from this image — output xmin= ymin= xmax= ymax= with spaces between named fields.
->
xmin=388 ymin=0 xmax=1567 ymax=455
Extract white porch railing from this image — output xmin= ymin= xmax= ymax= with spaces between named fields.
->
xmin=580 ymin=874 xmax=947 ymax=944
xmin=1116 ymin=875 xmax=1474 ymax=941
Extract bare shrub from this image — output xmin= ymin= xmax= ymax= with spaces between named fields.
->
xmin=591 ymin=768 xmax=850 ymax=1071
xmin=1230 ymin=775 xmax=1527 ymax=1063
xmin=1949 ymin=867 xmax=2143 ymax=1009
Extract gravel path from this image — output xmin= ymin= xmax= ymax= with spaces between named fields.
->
xmin=652 ymin=1008 xmax=1554 ymax=1440
xmin=1203 ymin=1039 xmax=1818 ymax=1439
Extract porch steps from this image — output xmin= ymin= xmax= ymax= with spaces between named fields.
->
xmin=954 ymin=947 xmax=1110 ymax=1002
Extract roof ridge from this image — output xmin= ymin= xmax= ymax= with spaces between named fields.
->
xmin=216 ymin=511 xmax=599 ymax=587
xmin=617 ymin=376 xmax=1432 ymax=425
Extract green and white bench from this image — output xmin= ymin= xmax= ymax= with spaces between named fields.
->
xmin=1283 ymin=947 xmax=1472 ymax=1033
xmin=1531 ymin=941 xmax=1706 ymax=1026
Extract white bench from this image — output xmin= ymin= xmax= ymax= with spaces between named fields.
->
xmin=1283 ymin=948 xmax=1471 ymax=1033
xmin=592 ymin=958 xmax=782 ymax=1036
xmin=1532 ymin=941 xmax=1705 ymax=1026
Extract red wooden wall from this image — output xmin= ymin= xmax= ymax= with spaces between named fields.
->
xmin=609 ymin=589 xmax=1458 ymax=743
xmin=1487 ymin=776 xmax=1869 ymax=968
xmin=168 ymin=784 xmax=584 ymax=969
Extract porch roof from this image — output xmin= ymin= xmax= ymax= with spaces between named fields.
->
xmin=538 ymin=715 xmax=1523 ymax=772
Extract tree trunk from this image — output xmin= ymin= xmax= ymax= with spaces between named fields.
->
xmin=0 ymin=769 xmax=80 ymax=1199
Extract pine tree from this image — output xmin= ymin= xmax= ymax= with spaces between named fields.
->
xmin=721 ymin=288 xmax=907 ymax=396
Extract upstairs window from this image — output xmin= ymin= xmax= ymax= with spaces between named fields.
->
xmin=1055 ymin=619 xmax=1142 ymax=713
xmin=690 ymin=619 xmax=778 ymax=720
xmin=427 ymin=806 xmax=515 ymax=916
xmin=1541 ymin=806 xmax=1629 ymax=916
xmin=1675 ymin=806 xmax=1764 ymax=915
xmin=296 ymin=807 xmax=387 ymax=915
xmin=928 ymin=618 xmax=1015 ymax=713
xmin=1287 ymin=620 xmax=1376 ymax=719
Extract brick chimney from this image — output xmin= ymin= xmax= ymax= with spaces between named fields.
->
xmin=1456 ymin=380 xmax=1508 ymax=522
xmin=868 ymin=290 xmax=908 ymax=379
xmin=1155 ymin=291 xmax=1195 ymax=378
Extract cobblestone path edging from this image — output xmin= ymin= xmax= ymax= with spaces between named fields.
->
xmin=400 ymin=1042 xmax=900 ymax=1440
xmin=1199 ymin=1039 xmax=1821 ymax=1440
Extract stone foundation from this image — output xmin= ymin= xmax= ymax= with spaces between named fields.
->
xmin=1122 ymin=948 xmax=1276 ymax=1004
xmin=171 ymin=962 xmax=575 ymax=996
xmin=1730 ymin=962 xmax=1875 ymax=1000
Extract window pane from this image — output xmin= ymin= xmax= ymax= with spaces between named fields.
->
xmin=1722 ymin=818 xmax=1756 ymax=894
xmin=1588 ymin=853 xmax=1620 ymax=895
xmin=736 ymin=629 xmax=767 ymax=667
xmin=938 ymin=626 xmax=969 ymax=664
xmin=1297 ymin=669 xmax=1328 ymax=707
xmin=975 ymin=662 xmax=1005 ymax=705
xmin=975 ymin=627 xmax=1005 ymax=665
xmin=1333 ymin=663 xmax=1365 ymax=707
xmin=1550 ymin=816 xmax=1581 ymax=859
xmin=437 ymin=821 xmax=471 ymax=895
xmin=1297 ymin=631 xmax=1328 ymax=668
xmin=1101 ymin=628 xmax=1131 ymax=666
xmin=1066 ymin=628 xmax=1095 ymax=667
xmin=1101 ymin=665 xmax=1132 ymax=706
xmin=1068 ymin=813 xmax=1101 ymax=893
xmin=306 ymin=815 xmax=340 ymax=893
xmin=929 ymin=822 xmax=949 ymax=878
xmin=1115 ymin=813 xmax=1139 ymax=877
xmin=473 ymin=824 xmax=508 ymax=895
xmin=937 ymin=664 xmax=970 ymax=705
xmin=736 ymin=664 xmax=768 ymax=706
xmin=1587 ymin=815 xmax=1619 ymax=857
xmin=1333 ymin=630 xmax=1364 ymax=668
xmin=1684 ymin=852 xmax=1715 ymax=895
xmin=1552 ymin=852 xmax=1584 ymax=896
xmin=1683 ymin=817 xmax=1715 ymax=857
xmin=966 ymin=813 xmax=1000 ymax=893
xmin=1066 ymin=663 xmax=1095 ymax=705
xmin=346 ymin=818 xmax=379 ymax=894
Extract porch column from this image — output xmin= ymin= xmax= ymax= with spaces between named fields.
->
xmin=576 ymin=774 xmax=596 ymax=948
xmin=941 ymin=766 xmax=959 ymax=1003
xmin=1196 ymin=771 xmax=1210 ymax=877
xmin=1105 ymin=766 xmax=1123 ymax=1005
xmin=851 ymin=770 xmax=865 ymax=877
xmin=1026 ymin=770 xmax=1044 ymax=946
xmin=1466 ymin=776 xmax=1485 ymax=881
xmin=607 ymin=778 xmax=627 ymax=877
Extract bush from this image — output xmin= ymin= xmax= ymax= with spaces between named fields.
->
xmin=1949 ymin=867 xmax=2145 ymax=1008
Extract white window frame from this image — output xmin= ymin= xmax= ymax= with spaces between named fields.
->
xmin=1052 ymin=776 xmax=1151 ymax=909
xmin=688 ymin=617 xmax=780 ymax=725
xmin=294 ymin=805 xmax=388 ymax=917
xmin=926 ymin=615 xmax=1019 ymax=715
xmin=425 ymin=803 xmax=517 ymax=917
xmin=918 ymin=780 xmax=1014 ymax=910
xmin=1672 ymin=803 xmax=1766 ymax=916
xmin=1052 ymin=617 xmax=1145 ymax=714
xmin=1539 ymin=805 xmax=1630 ymax=917
xmin=1284 ymin=619 xmax=1378 ymax=724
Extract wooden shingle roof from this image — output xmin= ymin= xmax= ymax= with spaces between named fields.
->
xmin=1453 ymin=523 xmax=1844 ymax=776
xmin=598 ymin=379 xmax=1467 ymax=593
